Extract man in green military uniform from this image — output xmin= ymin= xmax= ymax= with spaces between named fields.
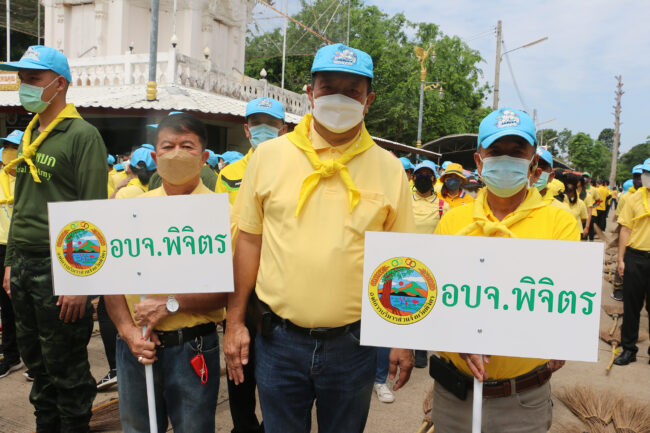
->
xmin=0 ymin=46 xmax=107 ymax=433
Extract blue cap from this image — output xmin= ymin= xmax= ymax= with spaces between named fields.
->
xmin=642 ymin=158 xmax=650 ymax=172
xmin=206 ymin=150 xmax=220 ymax=168
xmin=623 ymin=179 xmax=633 ymax=192
xmin=130 ymin=147 xmax=156 ymax=171
xmin=141 ymin=144 xmax=155 ymax=151
xmin=0 ymin=129 xmax=24 ymax=146
xmin=441 ymin=161 xmax=452 ymax=170
xmin=414 ymin=160 xmax=438 ymax=176
xmin=478 ymin=108 xmax=537 ymax=149
xmin=114 ymin=163 xmax=124 ymax=172
xmin=107 ymin=154 xmax=116 ymax=165
xmin=536 ymin=147 xmax=553 ymax=168
xmin=146 ymin=111 xmax=185 ymax=130
xmin=399 ymin=157 xmax=415 ymax=171
xmin=246 ymin=97 xmax=285 ymax=120
xmin=221 ymin=151 xmax=244 ymax=165
xmin=0 ymin=148 xmax=3 ymax=162
xmin=632 ymin=164 xmax=643 ymax=175
xmin=311 ymin=44 xmax=373 ymax=79
xmin=0 ymin=45 xmax=71 ymax=82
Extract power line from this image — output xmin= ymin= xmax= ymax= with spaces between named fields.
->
xmin=501 ymin=41 xmax=529 ymax=112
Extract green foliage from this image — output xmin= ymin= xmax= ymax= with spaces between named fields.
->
xmin=246 ymin=0 xmax=490 ymax=144
xmin=567 ymin=132 xmax=611 ymax=178
xmin=616 ymin=137 xmax=650 ymax=184
xmin=537 ymin=128 xmax=571 ymax=158
xmin=597 ymin=128 xmax=615 ymax=151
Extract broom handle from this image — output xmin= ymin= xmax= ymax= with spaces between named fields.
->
xmin=415 ymin=421 xmax=429 ymax=433
xmin=426 ymin=426 xmax=435 ymax=433
xmin=609 ymin=316 xmax=618 ymax=336
xmin=472 ymin=376 xmax=482 ymax=433
xmin=141 ymin=295 xmax=159 ymax=433
xmin=606 ymin=343 xmax=617 ymax=372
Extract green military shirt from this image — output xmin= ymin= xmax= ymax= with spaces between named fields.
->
xmin=148 ymin=164 xmax=217 ymax=190
xmin=6 ymin=116 xmax=108 ymax=266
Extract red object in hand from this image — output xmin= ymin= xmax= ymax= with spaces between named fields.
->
xmin=190 ymin=353 xmax=208 ymax=385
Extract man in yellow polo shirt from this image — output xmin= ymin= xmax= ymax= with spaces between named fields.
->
xmin=112 ymin=146 xmax=156 ymax=199
xmin=431 ymin=108 xmax=579 ymax=433
xmin=105 ymin=113 xmax=227 ymax=432
xmin=224 ymin=43 xmax=415 ymax=433
xmin=438 ymin=163 xmax=474 ymax=208
xmin=614 ymin=158 xmax=650 ymax=366
xmin=216 ymin=97 xmax=287 ymax=204
xmin=533 ymin=147 xmax=571 ymax=213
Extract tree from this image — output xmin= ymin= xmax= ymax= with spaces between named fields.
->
xmin=597 ymin=128 xmax=615 ymax=151
xmin=567 ymin=132 xmax=611 ymax=178
xmin=245 ymin=0 xmax=490 ymax=144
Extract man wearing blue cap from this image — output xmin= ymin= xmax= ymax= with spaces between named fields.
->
xmin=533 ymin=147 xmax=571 ymax=213
xmin=615 ymin=158 xmax=650 ymax=366
xmin=224 ymin=43 xmax=415 ymax=433
xmin=399 ymin=156 xmax=415 ymax=186
xmin=111 ymin=146 xmax=157 ymax=199
xmin=216 ymin=97 xmax=287 ymax=204
xmin=0 ymin=130 xmax=23 ymax=379
xmin=430 ymin=108 xmax=579 ymax=432
xmin=0 ymin=45 xmax=107 ymax=432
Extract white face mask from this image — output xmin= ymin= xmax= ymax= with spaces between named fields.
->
xmin=312 ymin=93 xmax=365 ymax=133
xmin=642 ymin=172 xmax=650 ymax=188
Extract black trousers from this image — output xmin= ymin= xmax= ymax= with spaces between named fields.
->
xmin=621 ymin=248 xmax=650 ymax=352
xmin=96 ymin=296 xmax=117 ymax=371
xmin=226 ymin=317 xmax=263 ymax=433
xmin=588 ymin=210 xmax=607 ymax=240
xmin=0 ymin=244 xmax=19 ymax=362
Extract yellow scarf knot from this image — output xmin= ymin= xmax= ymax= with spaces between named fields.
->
xmin=287 ymin=113 xmax=375 ymax=217
xmin=0 ymin=104 xmax=82 ymax=204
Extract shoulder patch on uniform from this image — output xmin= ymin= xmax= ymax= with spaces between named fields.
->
xmin=220 ymin=175 xmax=242 ymax=191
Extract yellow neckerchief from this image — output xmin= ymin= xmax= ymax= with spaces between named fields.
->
xmin=632 ymin=187 xmax=650 ymax=221
xmin=127 ymin=177 xmax=148 ymax=192
xmin=2 ymin=103 xmax=82 ymax=185
xmin=0 ymin=170 xmax=14 ymax=205
xmin=286 ymin=113 xmax=374 ymax=216
xmin=456 ymin=187 xmax=547 ymax=237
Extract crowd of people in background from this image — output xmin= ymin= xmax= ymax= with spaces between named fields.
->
xmin=0 ymin=43 xmax=648 ymax=433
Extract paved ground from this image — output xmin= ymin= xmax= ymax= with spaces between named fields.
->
xmin=1 ymin=212 xmax=648 ymax=432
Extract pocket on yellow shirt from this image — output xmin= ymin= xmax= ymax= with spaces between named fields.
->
xmin=345 ymin=190 xmax=388 ymax=237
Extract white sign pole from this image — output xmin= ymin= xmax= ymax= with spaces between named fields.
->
xmin=472 ymin=376 xmax=483 ymax=433
xmin=141 ymin=296 xmax=159 ymax=433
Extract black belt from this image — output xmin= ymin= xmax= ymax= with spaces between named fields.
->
xmin=627 ymin=247 xmax=650 ymax=259
xmin=154 ymin=322 xmax=216 ymax=348
xmin=477 ymin=364 xmax=552 ymax=399
xmin=269 ymin=311 xmax=360 ymax=339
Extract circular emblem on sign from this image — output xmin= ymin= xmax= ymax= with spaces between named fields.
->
xmin=368 ymin=257 xmax=437 ymax=325
xmin=55 ymin=221 xmax=107 ymax=276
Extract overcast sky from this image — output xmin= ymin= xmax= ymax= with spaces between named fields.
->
xmin=252 ymin=1 xmax=650 ymax=154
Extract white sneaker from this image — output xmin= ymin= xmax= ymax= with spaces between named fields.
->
xmin=374 ymin=383 xmax=395 ymax=403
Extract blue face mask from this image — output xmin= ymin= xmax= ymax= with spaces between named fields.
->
xmin=533 ymin=171 xmax=550 ymax=191
xmin=444 ymin=177 xmax=461 ymax=192
xmin=480 ymin=154 xmax=534 ymax=198
xmin=249 ymin=124 xmax=280 ymax=148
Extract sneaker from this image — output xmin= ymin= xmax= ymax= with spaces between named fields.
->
xmin=0 ymin=359 xmax=24 ymax=378
xmin=611 ymin=289 xmax=623 ymax=302
xmin=374 ymin=383 xmax=395 ymax=403
xmin=24 ymin=369 xmax=34 ymax=381
xmin=97 ymin=369 xmax=117 ymax=390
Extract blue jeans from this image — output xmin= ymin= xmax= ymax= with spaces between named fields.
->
xmin=116 ymin=330 xmax=220 ymax=433
xmin=255 ymin=323 xmax=376 ymax=433
xmin=375 ymin=347 xmax=390 ymax=384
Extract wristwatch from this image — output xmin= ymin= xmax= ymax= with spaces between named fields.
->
xmin=166 ymin=295 xmax=179 ymax=315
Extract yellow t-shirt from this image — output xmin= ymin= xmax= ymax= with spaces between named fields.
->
xmin=108 ymin=170 xmax=127 ymax=197
xmin=124 ymin=181 xmax=226 ymax=330
xmin=434 ymin=188 xmax=580 ymax=379
xmin=618 ymin=187 xmax=650 ymax=251
xmin=616 ymin=189 xmax=636 ymax=217
xmin=597 ymin=185 xmax=609 ymax=211
xmin=115 ymin=178 xmax=148 ymax=199
xmin=215 ymin=149 xmax=253 ymax=204
xmin=0 ymin=174 xmax=15 ymax=245
xmin=438 ymin=189 xmax=474 ymax=209
xmin=563 ymin=197 xmax=588 ymax=232
xmin=578 ymin=187 xmax=595 ymax=209
xmin=236 ymin=123 xmax=416 ymax=328
xmin=412 ymin=191 xmax=449 ymax=234
xmin=588 ymin=187 xmax=602 ymax=215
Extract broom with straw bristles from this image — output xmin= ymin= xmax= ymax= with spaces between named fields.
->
xmin=603 ymin=304 xmax=624 ymax=336
xmin=600 ymin=327 xmax=623 ymax=373
xmin=612 ymin=399 xmax=650 ymax=433
xmin=557 ymin=385 xmax=618 ymax=427
xmin=415 ymin=385 xmax=434 ymax=433
xmin=88 ymin=398 xmax=121 ymax=432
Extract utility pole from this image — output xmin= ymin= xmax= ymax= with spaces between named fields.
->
xmin=6 ymin=0 xmax=10 ymax=62
xmin=346 ymin=0 xmax=351 ymax=45
xmin=281 ymin=0 xmax=287 ymax=88
xmin=609 ymin=75 xmax=623 ymax=186
xmin=146 ymin=0 xmax=160 ymax=101
xmin=492 ymin=20 xmax=502 ymax=110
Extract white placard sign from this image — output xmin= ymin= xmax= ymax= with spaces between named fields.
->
xmin=361 ymin=232 xmax=604 ymax=362
xmin=47 ymin=194 xmax=234 ymax=295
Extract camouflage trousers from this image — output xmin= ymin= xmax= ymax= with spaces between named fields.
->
xmin=11 ymin=250 xmax=96 ymax=433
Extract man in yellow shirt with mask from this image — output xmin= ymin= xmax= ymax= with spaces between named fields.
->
xmin=105 ymin=113 xmax=227 ymax=432
xmin=224 ymin=43 xmax=415 ymax=433
xmin=438 ymin=163 xmax=474 ymax=208
xmin=614 ymin=158 xmax=650 ymax=366
xmin=0 ymin=130 xmax=23 ymax=378
xmin=431 ymin=108 xmax=579 ymax=433
xmin=216 ymin=97 xmax=287 ymax=204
